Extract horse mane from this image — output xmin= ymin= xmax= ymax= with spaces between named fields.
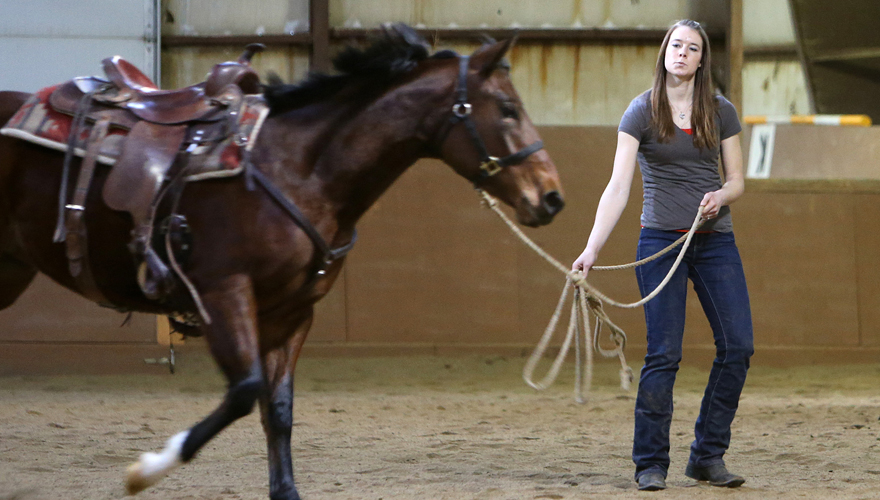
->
xmin=264 ymin=24 xmax=457 ymax=115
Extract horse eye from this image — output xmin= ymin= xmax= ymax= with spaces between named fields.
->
xmin=500 ymin=102 xmax=519 ymax=120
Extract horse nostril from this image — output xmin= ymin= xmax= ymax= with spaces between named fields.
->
xmin=543 ymin=190 xmax=565 ymax=216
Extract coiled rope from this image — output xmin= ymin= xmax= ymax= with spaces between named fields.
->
xmin=476 ymin=189 xmax=705 ymax=402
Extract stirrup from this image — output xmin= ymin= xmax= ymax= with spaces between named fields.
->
xmin=138 ymin=248 xmax=175 ymax=301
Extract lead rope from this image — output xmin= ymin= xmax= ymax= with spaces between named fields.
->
xmin=476 ymin=189 xmax=705 ymax=402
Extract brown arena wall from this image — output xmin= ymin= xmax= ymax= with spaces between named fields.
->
xmin=2 ymin=125 xmax=879 ymax=375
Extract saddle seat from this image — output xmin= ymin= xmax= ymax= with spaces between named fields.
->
xmin=98 ymin=47 xmax=262 ymax=125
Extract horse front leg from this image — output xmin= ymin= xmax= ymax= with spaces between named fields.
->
xmin=260 ymin=309 xmax=313 ymax=500
xmin=126 ymin=274 xmax=263 ymax=495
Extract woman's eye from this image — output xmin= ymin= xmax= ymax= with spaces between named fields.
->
xmin=501 ymin=103 xmax=519 ymax=120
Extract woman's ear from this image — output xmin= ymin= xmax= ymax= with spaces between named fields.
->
xmin=469 ymin=36 xmax=517 ymax=77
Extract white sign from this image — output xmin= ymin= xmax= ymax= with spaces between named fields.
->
xmin=747 ymin=124 xmax=776 ymax=179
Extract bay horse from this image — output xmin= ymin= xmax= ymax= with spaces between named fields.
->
xmin=0 ymin=25 xmax=563 ymax=499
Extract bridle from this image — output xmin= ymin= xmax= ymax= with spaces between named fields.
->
xmin=433 ymin=55 xmax=545 ymax=186
xmin=249 ymin=54 xmax=542 ymax=280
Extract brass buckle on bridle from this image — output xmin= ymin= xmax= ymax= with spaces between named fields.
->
xmin=479 ymin=157 xmax=502 ymax=177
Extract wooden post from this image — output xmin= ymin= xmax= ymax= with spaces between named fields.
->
xmin=309 ymin=0 xmax=331 ymax=73
xmin=728 ymin=0 xmax=744 ymax=113
xmin=156 ymin=316 xmax=184 ymax=346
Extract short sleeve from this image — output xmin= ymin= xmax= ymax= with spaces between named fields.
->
xmin=717 ymin=96 xmax=742 ymax=141
xmin=618 ymin=92 xmax=650 ymax=142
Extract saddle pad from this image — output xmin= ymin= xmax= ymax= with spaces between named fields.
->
xmin=182 ymin=94 xmax=269 ymax=182
xmin=0 ymin=84 xmax=126 ymax=165
xmin=0 ymin=84 xmax=269 ymax=180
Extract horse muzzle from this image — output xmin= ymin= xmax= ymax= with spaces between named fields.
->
xmin=517 ymin=189 xmax=565 ymax=227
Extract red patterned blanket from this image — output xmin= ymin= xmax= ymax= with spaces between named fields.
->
xmin=0 ymin=82 xmax=268 ymax=181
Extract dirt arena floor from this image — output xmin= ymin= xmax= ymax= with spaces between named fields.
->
xmin=2 ymin=352 xmax=880 ymax=500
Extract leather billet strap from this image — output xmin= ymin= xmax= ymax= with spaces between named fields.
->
xmin=64 ymin=118 xmax=112 ymax=305
xmin=432 ymin=55 xmax=544 ymax=186
xmin=54 ymin=90 xmax=97 ymax=243
xmin=248 ymin=166 xmax=357 ymax=273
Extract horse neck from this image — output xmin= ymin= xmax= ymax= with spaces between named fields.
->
xmin=261 ymin=73 xmax=453 ymax=229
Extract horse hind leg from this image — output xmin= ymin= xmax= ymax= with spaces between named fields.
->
xmin=0 ymin=254 xmax=37 ymax=311
xmin=126 ymin=274 xmax=264 ymax=495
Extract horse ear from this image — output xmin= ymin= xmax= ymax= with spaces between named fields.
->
xmin=470 ymin=35 xmax=517 ymax=77
xmin=390 ymin=22 xmax=431 ymax=51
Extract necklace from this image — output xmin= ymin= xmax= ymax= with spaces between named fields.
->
xmin=671 ymin=102 xmax=693 ymax=121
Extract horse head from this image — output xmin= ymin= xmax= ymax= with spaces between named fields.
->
xmin=432 ymin=35 xmax=565 ymax=227
xmin=262 ymin=25 xmax=563 ymax=228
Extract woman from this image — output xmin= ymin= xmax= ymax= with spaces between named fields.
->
xmin=572 ymin=19 xmax=753 ymax=491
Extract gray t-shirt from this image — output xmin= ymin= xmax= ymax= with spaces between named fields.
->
xmin=618 ymin=91 xmax=741 ymax=232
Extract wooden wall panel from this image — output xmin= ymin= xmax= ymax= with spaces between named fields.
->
xmin=854 ymin=194 xmax=880 ymax=347
xmin=762 ymin=127 xmax=880 ymax=180
xmin=734 ymin=192 xmax=860 ymax=347
xmin=344 ymin=161 xmax=519 ymax=344
xmin=0 ymin=275 xmax=155 ymax=343
xmin=309 ymin=272 xmax=347 ymax=342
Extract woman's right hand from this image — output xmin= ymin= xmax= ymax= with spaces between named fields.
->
xmin=571 ymin=249 xmax=598 ymax=277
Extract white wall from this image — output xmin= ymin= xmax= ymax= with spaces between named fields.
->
xmin=0 ymin=0 xmax=158 ymax=92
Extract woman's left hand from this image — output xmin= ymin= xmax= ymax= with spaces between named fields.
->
xmin=700 ymin=190 xmax=727 ymax=219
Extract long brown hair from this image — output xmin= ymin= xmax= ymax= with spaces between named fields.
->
xmin=650 ymin=19 xmax=718 ymax=150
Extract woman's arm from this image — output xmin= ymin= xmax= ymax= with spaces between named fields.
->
xmin=571 ymin=131 xmax=639 ymax=273
xmin=700 ymin=134 xmax=744 ymax=219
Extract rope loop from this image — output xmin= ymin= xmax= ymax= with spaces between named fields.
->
xmin=477 ymin=189 xmax=703 ymax=401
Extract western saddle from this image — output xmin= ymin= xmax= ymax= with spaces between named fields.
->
xmin=49 ymin=44 xmax=266 ymax=314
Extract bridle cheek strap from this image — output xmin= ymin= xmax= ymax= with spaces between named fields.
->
xmin=433 ymin=55 xmax=545 ymax=186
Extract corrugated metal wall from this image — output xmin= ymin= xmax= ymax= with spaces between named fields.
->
xmin=330 ymin=0 xmax=692 ymax=29
xmin=742 ymin=0 xmax=809 ymax=116
xmin=163 ymin=0 xmax=802 ymax=126
xmin=162 ymin=0 xmax=307 ymax=35
xmin=160 ymin=0 xmax=808 ymax=124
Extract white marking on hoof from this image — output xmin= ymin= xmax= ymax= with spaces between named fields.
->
xmin=125 ymin=430 xmax=189 ymax=495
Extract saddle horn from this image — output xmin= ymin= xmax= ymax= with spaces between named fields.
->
xmin=238 ymin=43 xmax=266 ymax=64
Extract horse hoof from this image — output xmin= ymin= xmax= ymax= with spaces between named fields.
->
xmin=125 ymin=460 xmax=155 ymax=495
xmin=125 ymin=431 xmax=188 ymax=495
xmin=270 ymin=489 xmax=302 ymax=500
xmin=125 ymin=451 xmax=180 ymax=495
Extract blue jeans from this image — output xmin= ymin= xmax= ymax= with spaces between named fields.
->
xmin=632 ymin=228 xmax=754 ymax=479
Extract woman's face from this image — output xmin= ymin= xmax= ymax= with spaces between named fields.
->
xmin=664 ymin=26 xmax=703 ymax=80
